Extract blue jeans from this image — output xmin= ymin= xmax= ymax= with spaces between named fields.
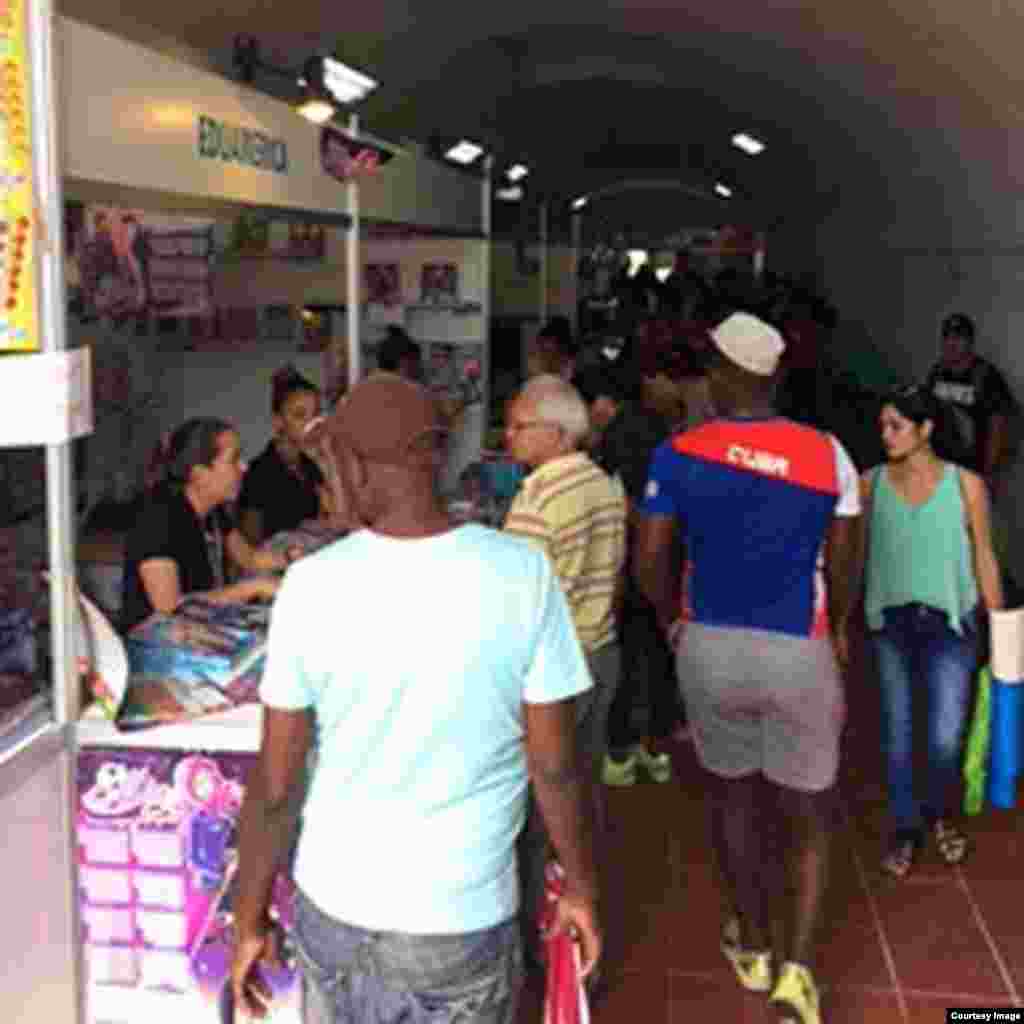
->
xmin=292 ymin=887 xmax=522 ymax=1024
xmin=871 ymin=604 xmax=979 ymax=837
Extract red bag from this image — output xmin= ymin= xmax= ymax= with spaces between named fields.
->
xmin=539 ymin=862 xmax=590 ymax=1024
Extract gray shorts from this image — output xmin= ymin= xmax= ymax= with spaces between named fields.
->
xmin=675 ymin=624 xmax=845 ymax=793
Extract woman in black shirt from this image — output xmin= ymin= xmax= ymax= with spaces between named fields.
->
xmin=122 ymin=418 xmax=288 ymax=631
xmin=238 ymin=367 xmax=330 ymax=545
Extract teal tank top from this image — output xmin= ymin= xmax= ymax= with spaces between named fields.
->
xmin=865 ymin=463 xmax=978 ymax=634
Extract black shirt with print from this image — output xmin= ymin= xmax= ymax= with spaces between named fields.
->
xmin=926 ymin=356 xmax=1015 ymax=471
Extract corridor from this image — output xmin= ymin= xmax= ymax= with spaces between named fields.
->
xmin=520 ymin=639 xmax=1024 ymax=1022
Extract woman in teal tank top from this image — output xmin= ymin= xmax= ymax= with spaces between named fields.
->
xmin=862 ymin=387 xmax=1003 ymax=879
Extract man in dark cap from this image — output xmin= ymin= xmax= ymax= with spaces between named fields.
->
xmin=926 ymin=312 xmax=1016 ymax=485
xmin=230 ymin=373 xmax=601 ymax=1024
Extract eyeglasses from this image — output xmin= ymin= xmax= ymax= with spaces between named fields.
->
xmin=505 ymin=420 xmax=559 ymax=435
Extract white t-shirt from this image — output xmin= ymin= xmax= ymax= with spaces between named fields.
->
xmin=259 ymin=523 xmax=592 ymax=934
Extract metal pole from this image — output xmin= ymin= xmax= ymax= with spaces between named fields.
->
xmin=345 ymin=112 xmax=361 ymax=390
xmin=538 ymin=200 xmax=548 ymax=325
xmin=28 ymin=2 xmax=86 ymax=1021
xmin=570 ymin=211 xmax=582 ymax=335
xmin=480 ymin=156 xmax=492 ymax=448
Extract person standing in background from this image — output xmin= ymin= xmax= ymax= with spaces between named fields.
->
xmin=926 ymin=313 xmax=1016 ymax=487
xmin=573 ymin=360 xmax=684 ymax=786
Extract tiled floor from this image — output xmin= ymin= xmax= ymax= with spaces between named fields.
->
xmin=518 ymin=637 xmax=1024 ymax=1022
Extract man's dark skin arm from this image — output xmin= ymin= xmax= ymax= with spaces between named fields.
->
xmin=524 ymin=698 xmax=602 ymax=976
xmin=231 ymin=707 xmax=313 ymax=1019
xmin=633 ymin=514 xmax=680 ymax=633
xmin=824 ymin=515 xmax=861 ymax=669
xmin=984 ymin=412 xmax=1009 ymax=481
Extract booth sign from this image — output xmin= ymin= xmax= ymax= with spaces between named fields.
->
xmin=197 ymin=115 xmax=288 ymax=175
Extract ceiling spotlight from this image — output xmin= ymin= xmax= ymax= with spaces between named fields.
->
xmin=496 ymin=185 xmax=524 ymax=201
xmin=302 ymin=55 xmax=378 ymax=106
xmin=506 ymin=164 xmax=529 ymax=182
xmin=445 ymin=140 xmax=485 ymax=165
xmin=731 ymin=132 xmax=765 ymax=156
xmin=571 ymin=196 xmax=589 ymax=211
xmin=714 ymin=183 xmax=734 ymax=198
xmin=296 ymin=97 xmax=336 ymax=124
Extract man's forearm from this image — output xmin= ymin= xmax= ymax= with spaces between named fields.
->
xmin=234 ymin=781 xmax=302 ymax=936
xmin=984 ymin=416 xmax=1008 ymax=477
xmin=530 ymin=760 xmax=600 ymax=903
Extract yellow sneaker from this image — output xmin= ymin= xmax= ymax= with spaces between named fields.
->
xmin=770 ymin=962 xmax=821 ymax=1024
xmin=631 ymin=742 xmax=673 ymax=783
xmin=720 ymin=917 xmax=773 ymax=993
xmin=602 ymin=752 xmax=638 ymax=786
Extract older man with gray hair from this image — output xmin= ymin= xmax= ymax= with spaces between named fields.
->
xmin=504 ymin=373 xmax=627 ymax=974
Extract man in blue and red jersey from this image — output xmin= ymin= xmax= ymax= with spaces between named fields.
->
xmin=634 ymin=312 xmax=861 ymax=1024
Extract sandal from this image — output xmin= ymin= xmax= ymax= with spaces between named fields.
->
xmin=721 ymin=916 xmax=773 ymax=992
xmin=882 ymin=838 xmax=919 ymax=879
xmin=933 ymin=818 xmax=969 ymax=865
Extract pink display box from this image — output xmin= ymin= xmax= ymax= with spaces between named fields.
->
xmin=133 ymin=868 xmax=187 ymax=910
xmin=87 ymin=944 xmax=139 ymax=987
xmin=136 ymin=909 xmax=189 ymax=950
xmin=78 ymin=821 xmax=133 ymax=866
xmin=139 ymin=949 xmax=192 ymax=992
xmin=80 ymin=865 xmax=134 ymax=907
xmin=131 ymin=824 xmax=186 ymax=869
xmin=82 ymin=906 xmax=135 ymax=945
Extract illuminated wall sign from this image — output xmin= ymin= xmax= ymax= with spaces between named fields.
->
xmin=196 ymin=115 xmax=288 ymax=174
xmin=320 ymin=126 xmax=394 ymax=183
xmin=0 ymin=0 xmax=39 ymax=351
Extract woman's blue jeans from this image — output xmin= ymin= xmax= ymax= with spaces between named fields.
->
xmin=870 ymin=604 xmax=979 ymax=837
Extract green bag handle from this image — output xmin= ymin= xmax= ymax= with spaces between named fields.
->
xmin=963 ymin=664 xmax=992 ymax=816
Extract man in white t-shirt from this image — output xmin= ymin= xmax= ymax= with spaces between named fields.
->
xmin=230 ymin=374 xmax=601 ymax=1024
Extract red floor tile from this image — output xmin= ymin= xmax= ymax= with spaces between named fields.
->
xmin=593 ymin=969 xmax=669 ymax=1024
xmin=872 ymin=883 xmax=1010 ymax=997
xmin=668 ymin=971 xmax=773 ymax=1022
xmin=820 ymin=985 xmax=907 ymax=1023
xmin=958 ymin=880 xmax=1024 ymax=980
xmin=905 ymin=991 xmax=1022 ymax=1022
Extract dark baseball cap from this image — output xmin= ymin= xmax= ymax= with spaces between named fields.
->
xmin=306 ymin=373 xmax=447 ymax=465
xmin=941 ymin=313 xmax=975 ymax=340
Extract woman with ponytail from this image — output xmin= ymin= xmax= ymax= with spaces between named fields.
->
xmin=237 ymin=366 xmax=331 ymax=545
xmin=121 ymin=418 xmax=288 ymax=631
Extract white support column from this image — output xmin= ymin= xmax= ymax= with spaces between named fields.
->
xmin=345 ymin=112 xmax=361 ymax=391
xmin=28 ymin=1 xmax=86 ymax=1021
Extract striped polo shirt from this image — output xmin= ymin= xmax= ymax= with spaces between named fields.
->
xmin=641 ymin=417 xmax=860 ymax=638
xmin=505 ymin=452 xmax=627 ymax=652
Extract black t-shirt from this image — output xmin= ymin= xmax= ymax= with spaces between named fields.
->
xmin=121 ymin=485 xmax=236 ymax=631
xmin=927 ymin=357 xmax=1015 ymax=471
xmin=592 ymin=403 xmax=670 ymax=502
xmin=238 ymin=443 xmax=324 ymax=541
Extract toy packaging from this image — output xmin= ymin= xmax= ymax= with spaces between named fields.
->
xmin=116 ymin=599 xmax=270 ymax=731
xmin=77 ymin=748 xmax=301 ymax=1023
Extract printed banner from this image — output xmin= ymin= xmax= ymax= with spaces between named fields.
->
xmin=77 ymin=747 xmax=302 ymax=1024
xmin=320 ymin=126 xmax=394 ymax=183
xmin=0 ymin=0 xmax=38 ymax=351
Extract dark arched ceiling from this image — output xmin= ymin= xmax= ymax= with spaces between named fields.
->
xmin=60 ymin=0 xmax=1017 ymax=244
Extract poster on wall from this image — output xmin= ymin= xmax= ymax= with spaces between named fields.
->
xmin=72 ymin=206 xmax=216 ymax=322
xmin=0 ymin=0 xmax=39 ymax=352
xmin=420 ymin=263 xmax=458 ymax=305
xmin=77 ymin=747 xmax=302 ymax=1024
xmin=365 ymin=263 xmax=400 ymax=306
xmin=425 ymin=342 xmax=485 ymax=409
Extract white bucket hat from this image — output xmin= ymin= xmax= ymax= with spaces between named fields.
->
xmin=711 ymin=312 xmax=786 ymax=376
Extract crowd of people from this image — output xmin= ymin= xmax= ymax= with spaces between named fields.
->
xmin=113 ymin=264 xmax=1018 ymax=1024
